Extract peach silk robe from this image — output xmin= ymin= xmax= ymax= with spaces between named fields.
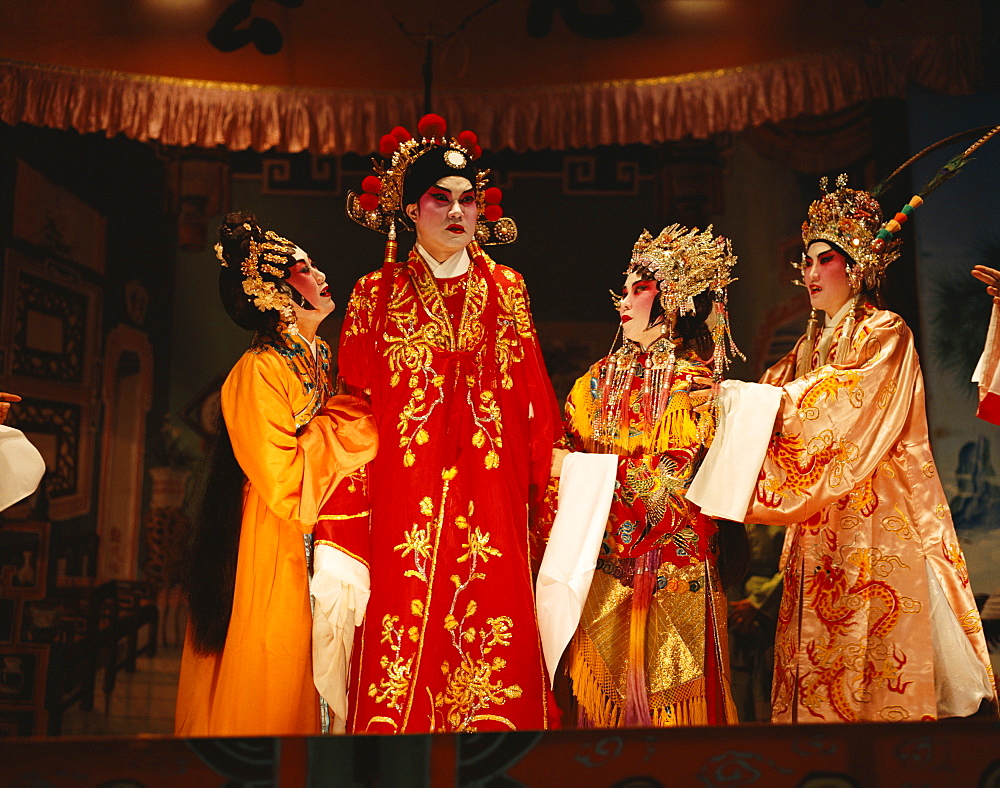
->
xmin=175 ymin=331 xmax=377 ymax=736
xmin=750 ymin=305 xmax=995 ymax=723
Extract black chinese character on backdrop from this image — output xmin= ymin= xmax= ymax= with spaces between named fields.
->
xmin=207 ymin=0 xmax=305 ymax=55
xmin=526 ymin=0 xmax=643 ymax=39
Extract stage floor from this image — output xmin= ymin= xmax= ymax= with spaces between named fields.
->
xmin=4 ymin=717 xmax=1000 ymax=786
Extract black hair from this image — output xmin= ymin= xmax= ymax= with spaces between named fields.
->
xmin=675 ymin=290 xmax=715 ymax=361
xmin=180 ymin=211 xmax=275 ymax=654
xmin=180 ymin=410 xmax=244 ymax=654
xmin=402 ymin=147 xmax=478 ymax=210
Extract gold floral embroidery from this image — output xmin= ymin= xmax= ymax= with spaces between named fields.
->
xmin=372 ymin=468 xmax=521 ymax=731
xmin=493 ymin=282 xmax=533 ymax=389
xmin=395 ymin=519 xmax=432 ymax=582
xmin=370 ymin=614 xmax=413 ymax=712
xmin=342 ymin=272 xmax=381 ymax=340
xmin=922 ymin=462 xmax=936 ymax=478
xmin=471 ymin=390 xmax=504 ymax=470
xmin=381 ymin=252 xmax=511 ymax=468
xmin=432 ymin=473 xmax=521 ymax=731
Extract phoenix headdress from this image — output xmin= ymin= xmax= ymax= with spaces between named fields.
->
xmin=598 ymin=224 xmax=741 ymax=438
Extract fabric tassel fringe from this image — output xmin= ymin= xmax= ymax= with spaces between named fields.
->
xmin=623 ymin=550 xmax=660 ymax=726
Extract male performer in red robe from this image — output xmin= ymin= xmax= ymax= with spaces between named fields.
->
xmin=313 ymin=114 xmax=562 ymax=733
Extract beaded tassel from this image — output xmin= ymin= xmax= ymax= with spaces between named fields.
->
xmin=640 ymin=355 xmax=654 ymax=427
xmin=840 ymin=294 xmax=860 ymax=347
xmin=383 ymin=218 xmax=397 ymax=266
xmin=596 ymin=347 xmax=633 ymax=448
xmin=707 ymin=297 xmax=743 ymax=410
xmin=652 ymin=343 xmax=676 ymax=426
xmin=796 ymin=308 xmax=821 ymax=377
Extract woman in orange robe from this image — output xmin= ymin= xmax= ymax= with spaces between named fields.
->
xmin=174 ymin=214 xmax=377 ymax=736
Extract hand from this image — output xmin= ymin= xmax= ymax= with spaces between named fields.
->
xmin=550 ymin=448 xmax=570 ymax=478
xmin=690 ymin=376 xmax=716 ymax=414
xmin=972 ymin=265 xmax=1000 ymax=304
xmin=0 ymin=392 xmax=22 ymax=425
xmin=728 ymin=598 xmax=759 ymax=634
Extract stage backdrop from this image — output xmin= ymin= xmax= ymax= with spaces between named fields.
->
xmin=908 ymin=86 xmax=1000 ymax=614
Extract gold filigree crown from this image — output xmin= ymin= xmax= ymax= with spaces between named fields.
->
xmin=628 ymin=224 xmax=738 ymax=314
xmin=799 ymin=173 xmax=900 ymax=288
xmin=345 ymin=114 xmax=517 ymax=246
xmin=216 ymin=227 xmax=299 ymax=325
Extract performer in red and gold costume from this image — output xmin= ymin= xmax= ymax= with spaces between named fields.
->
xmin=543 ymin=226 xmax=743 ymax=727
xmin=689 ymin=176 xmax=997 ymax=723
xmin=176 ymin=214 xmax=377 ymax=736
xmin=313 ymin=115 xmax=562 ymax=733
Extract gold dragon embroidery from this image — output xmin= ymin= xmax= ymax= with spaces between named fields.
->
xmin=757 ymin=429 xmax=847 ymax=507
xmin=797 ymin=548 xmax=919 ymax=722
xmin=796 ymin=370 xmax=864 ymax=421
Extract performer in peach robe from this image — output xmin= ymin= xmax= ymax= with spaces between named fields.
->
xmin=690 ymin=176 xmax=996 ymax=723
xmin=175 ymin=214 xmax=377 ymax=736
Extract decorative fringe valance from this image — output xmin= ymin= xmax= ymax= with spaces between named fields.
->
xmin=0 ymin=34 xmax=980 ymax=155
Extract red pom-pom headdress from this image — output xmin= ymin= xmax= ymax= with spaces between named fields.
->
xmin=346 ymin=113 xmax=517 ymax=247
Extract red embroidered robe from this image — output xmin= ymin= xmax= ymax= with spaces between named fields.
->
xmin=558 ymin=345 xmax=736 ymax=727
xmin=334 ymin=242 xmax=561 ymax=733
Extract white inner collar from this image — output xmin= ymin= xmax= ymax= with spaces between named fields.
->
xmin=416 ymin=243 xmax=471 ymax=279
xmin=821 ymin=299 xmax=854 ymax=336
xmin=289 ymin=327 xmax=318 ymax=360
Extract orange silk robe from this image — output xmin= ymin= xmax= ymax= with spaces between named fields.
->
xmin=337 ymin=243 xmax=561 ymax=733
xmin=175 ymin=331 xmax=377 ymax=737
xmin=559 ymin=347 xmax=736 ymax=727
xmin=751 ymin=305 xmax=996 ymax=723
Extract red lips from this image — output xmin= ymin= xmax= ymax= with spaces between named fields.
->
xmin=446 ymin=224 xmax=465 ymax=234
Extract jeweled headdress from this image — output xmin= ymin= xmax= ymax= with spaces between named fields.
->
xmin=597 ymin=224 xmax=742 ymax=441
xmin=627 ymin=224 xmax=738 ymax=315
xmin=799 ymin=173 xmax=901 ymax=290
xmin=345 ymin=113 xmax=517 ymax=250
xmin=215 ymin=226 xmax=301 ymax=326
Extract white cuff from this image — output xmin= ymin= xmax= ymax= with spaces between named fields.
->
xmin=535 ymin=452 xmax=618 ymax=684
xmin=687 ymin=380 xmax=782 ymax=522
xmin=311 ymin=544 xmax=371 ymax=730
xmin=0 ymin=426 xmax=45 ymax=511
